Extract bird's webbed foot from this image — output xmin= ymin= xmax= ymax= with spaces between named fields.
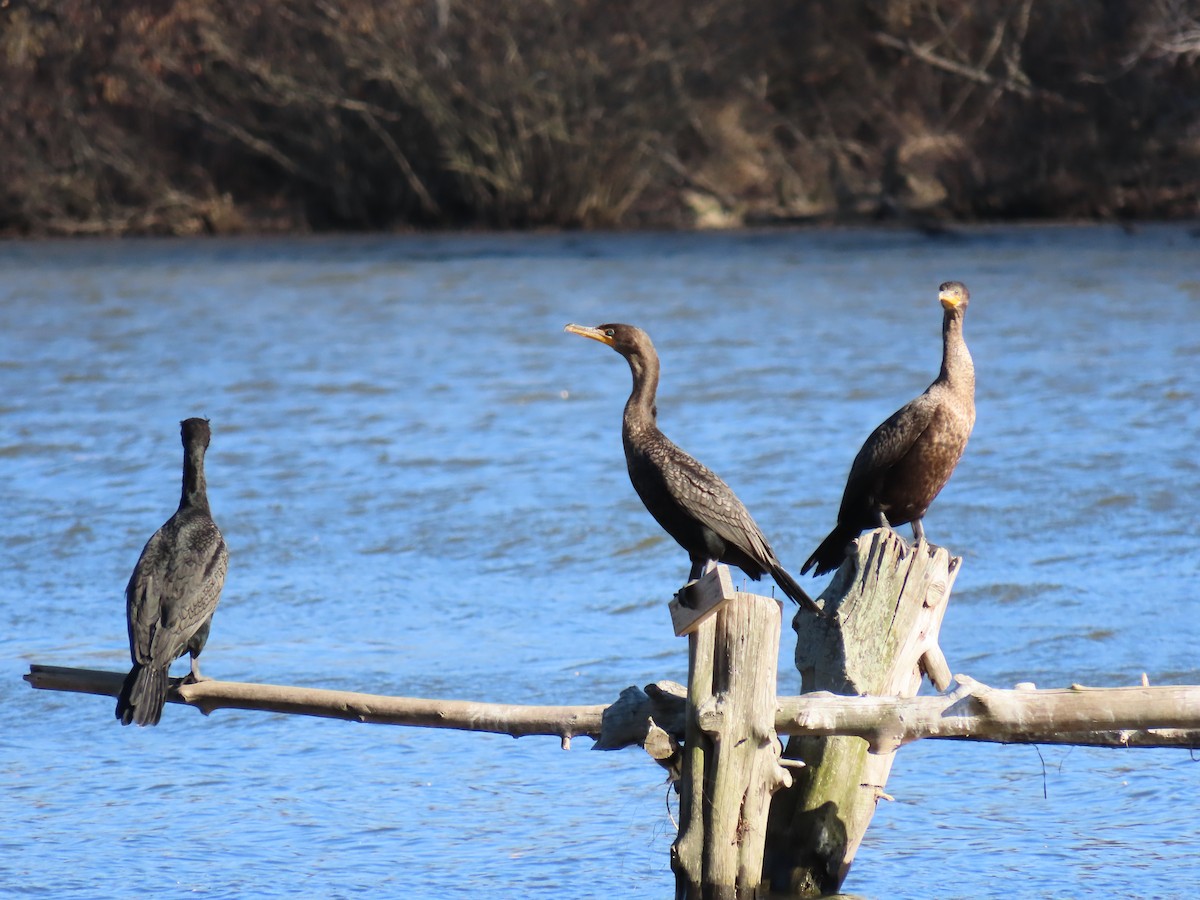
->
xmin=911 ymin=518 xmax=927 ymax=547
xmin=184 ymin=659 xmax=211 ymax=684
xmin=677 ymin=559 xmax=717 ymax=608
xmin=675 ymin=580 xmax=702 ymax=609
xmin=874 ymin=511 xmax=911 ymax=557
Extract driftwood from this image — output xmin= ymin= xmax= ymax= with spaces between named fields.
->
xmin=669 ymin=582 xmax=793 ymax=900
xmin=23 ymin=665 xmax=608 ymax=748
xmin=766 ymin=528 xmax=963 ymax=896
xmin=776 ymin=677 xmax=1200 ymax=750
xmin=24 ymin=667 xmax=1200 ymax=751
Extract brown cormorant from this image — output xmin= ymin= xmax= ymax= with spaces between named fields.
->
xmin=116 ymin=417 xmax=228 ymax=727
xmin=565 ymin=323 xmax=820 ymax=613
xmin=802 ymin=281 xmax=975 ymax=576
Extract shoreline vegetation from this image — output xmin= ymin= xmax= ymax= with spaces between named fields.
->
xmin=3 ymin=0 xmax=1198 ymax=238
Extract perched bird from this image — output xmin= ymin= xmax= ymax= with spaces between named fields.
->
xmin=116 ymin=418 xmax=228 ymax=727
xmin=803 ymin=281 xmax=975 ymax=576
xmin=565 ymin=322 xmax=820 ymax=613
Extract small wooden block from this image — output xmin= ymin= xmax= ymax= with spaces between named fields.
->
xmin=669 ymin=565 xmax=737 ymax=637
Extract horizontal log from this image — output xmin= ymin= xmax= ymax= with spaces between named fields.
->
xmin=776 ymin=675 xmax=1200 ymax=752
xmin=949 ymin=729 xmax=1200 ymax=749
xmin=25 ymin=665 xmax=606 ymax=748
xmin=25 ymin=665 xmax=1200 ymax=751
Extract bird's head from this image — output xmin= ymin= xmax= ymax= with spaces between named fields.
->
xmin=938 ymin=281 xmax=970 ymax=313
xmin=180 ymin=417 xmax=212 ymax=450
xmin=564 ymin=322 xmax=653 ymax=360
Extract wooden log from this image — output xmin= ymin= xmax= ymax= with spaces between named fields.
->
xmin=763 ymin=528 xmax=958 ymax=897
xmin=26 ymin=665 xmax=1200 ymax=751
xmin=775 ymin=677 xmax=1200 ymax=749
xmin=672 ymin=603 xmax=717 ymax=895
xmin=671 ymin=569 xmax=793 ymax=900
xmin=702 ymin=595 xmax=791 ymax=895
xmin=24 ymin=665 xmax=609 ymax=747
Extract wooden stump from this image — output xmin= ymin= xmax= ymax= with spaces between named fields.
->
xmin=671 ymin=567 xmax=794 ymax=900
xmin=762 ymin=528 xmax=959 ymax=896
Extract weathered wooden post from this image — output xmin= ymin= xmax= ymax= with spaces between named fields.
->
xmin=763 ymin=528 xmax=958 ymax=896
xmin=669 ymin=566 xmax=794 ymax=900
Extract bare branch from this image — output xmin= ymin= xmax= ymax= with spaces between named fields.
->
xmin=337 ymin=98 xmax=443 ymax=217
xmin=776 ymin=675 xmax=1200 ymax=752
xmin=25 ymin=665 xmax=608 ymax=741
xmin=26 ymin=666 xmax=1200 ymax=752
xmin=872 ymin=31 xmax=1086 ymax=112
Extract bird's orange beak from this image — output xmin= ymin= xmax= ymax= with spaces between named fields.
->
xmin=939 ymin=288 xmax=964 ymax=311
xmin=564 ymin=323 xmax=614 ymax=347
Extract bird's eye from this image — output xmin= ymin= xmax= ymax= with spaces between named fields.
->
xmin=604 ymin=328 xmax=615 ymax=337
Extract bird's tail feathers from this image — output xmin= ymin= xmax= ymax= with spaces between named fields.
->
xmin=801 ymin=524 xmax=858 ymax=577
xmin=115 ymin=664 xmax=168 ymax=727
xmin=771 ymin=565 xmax=824 ymax=616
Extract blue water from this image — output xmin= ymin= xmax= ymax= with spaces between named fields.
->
xmin=1 ymin=225 xmax=1198 ymax=898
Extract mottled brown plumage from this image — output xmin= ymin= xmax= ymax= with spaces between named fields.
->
xmin=116 ymin=418 xmax=228 ymax=727
xmin=565 ymin=322 xmax=819 ymax=613
xmin=803 ymin=281 xmax=975 ymax=576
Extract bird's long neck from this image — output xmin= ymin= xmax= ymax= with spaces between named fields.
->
xmin=180 ymin=442 xmax=211 ymax=513
xmin=622 ymin=349 xmax=660 ymax=438
xmin=938 ymin=309 xmax=974 ymax=396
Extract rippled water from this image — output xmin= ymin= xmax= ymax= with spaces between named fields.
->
xmin=2 ymin=226 xmax=1198 ymax=898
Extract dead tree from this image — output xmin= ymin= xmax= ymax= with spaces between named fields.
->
xmin=765 ymin=528 xmax=957 ymax=895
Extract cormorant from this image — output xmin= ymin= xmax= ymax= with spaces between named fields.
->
xmin=565 ymin=323 xmax=820 ymax=614
xmin=116 ymin=417 xmax=228 ymax=727
xmin=802 ymin=281 xmax=975 ymax=576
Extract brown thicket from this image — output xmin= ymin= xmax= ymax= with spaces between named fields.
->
xmin=2 ymin=0 xmax=1197 ymax=235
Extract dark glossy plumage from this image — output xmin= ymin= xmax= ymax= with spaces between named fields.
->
xmin=565 ymin=323 xmax=819 ymax=613
xmin=803 ymin=281 xmax=975 ymax=576
xmin=116 ymin=418 xmax=228 ymax=727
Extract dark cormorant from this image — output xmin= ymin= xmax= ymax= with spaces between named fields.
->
xmin=565 ymin=323 xmax=820 ymax=614
xmin=802 ymin=281 xmax=975 ymax=576
xmin=116 ymin=417 xmax=228 ymax=727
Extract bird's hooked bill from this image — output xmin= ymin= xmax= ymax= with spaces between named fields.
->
xmin=938 ymin=282 xmax=969 ymax=311
xmin=564 ymin=323 xmax=614 ymax=346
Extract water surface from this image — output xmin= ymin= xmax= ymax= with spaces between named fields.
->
xmin=1 ymin=226 xmax=1198 ymax=898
